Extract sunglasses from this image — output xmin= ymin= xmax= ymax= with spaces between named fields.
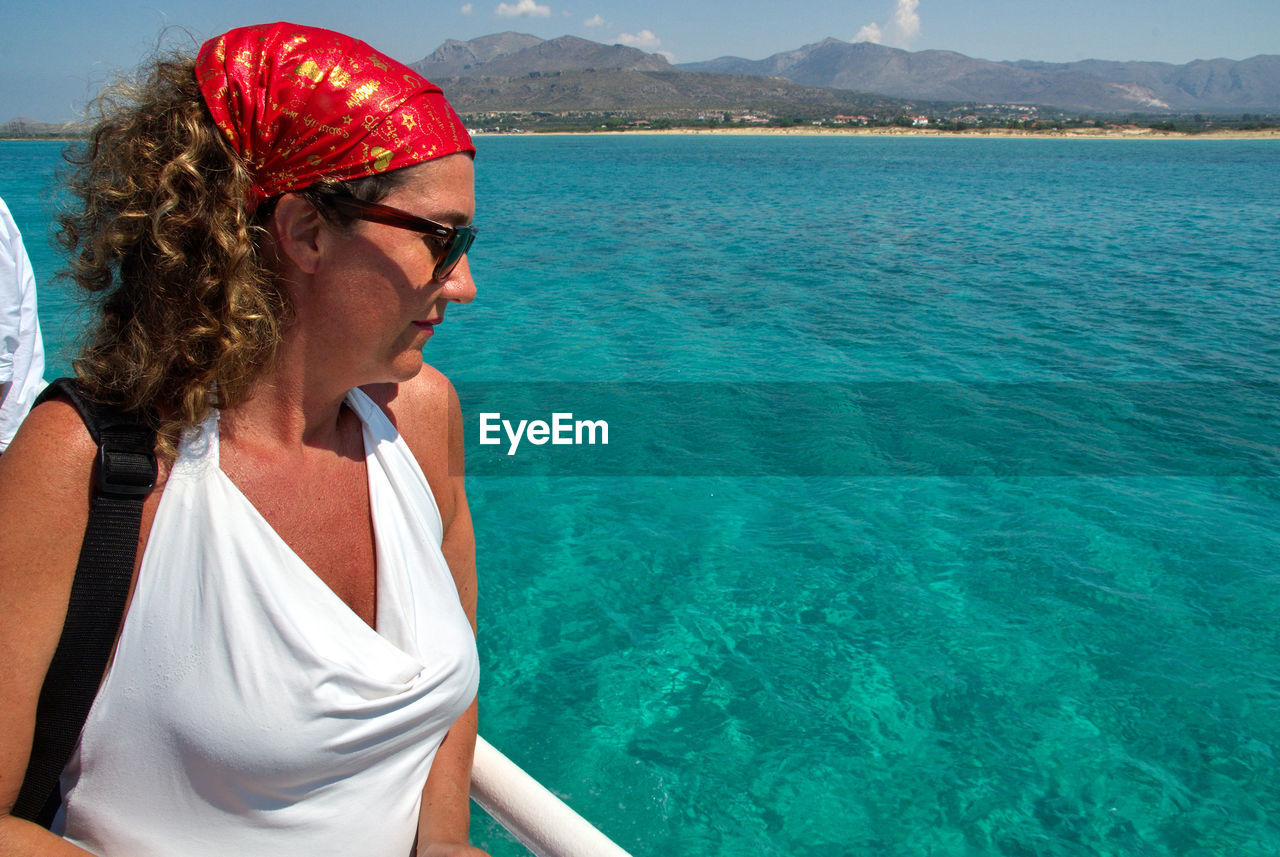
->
xmin=317 ymin=194 xmax=477 ymax=282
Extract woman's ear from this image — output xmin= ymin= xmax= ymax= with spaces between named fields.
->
xmin=268 ymin=193 xmax=325 ymax=275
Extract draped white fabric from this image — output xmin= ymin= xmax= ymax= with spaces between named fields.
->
xmin=56 ymin=388 xmax=479 ymax=857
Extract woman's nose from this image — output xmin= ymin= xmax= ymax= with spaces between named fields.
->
xmin=441 ymin=255 xmax=476 ymax=304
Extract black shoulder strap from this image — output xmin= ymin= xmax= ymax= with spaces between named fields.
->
xmin=12 ymin=378 xmax=157 ymax=829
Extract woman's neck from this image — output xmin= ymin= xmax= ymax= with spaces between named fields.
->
xmin=219 ymin=343 xmax=354 ymax=453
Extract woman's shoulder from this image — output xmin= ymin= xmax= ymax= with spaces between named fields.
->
xmin=359 ymin=361 xmax=458 ymax=428
xmin=359 ymin=361 xmax=461 ymax=467
xmin=0 ymin=395 xmax=98 ymax=628
xmin=0 ymin=394 xmax=98 ymax=493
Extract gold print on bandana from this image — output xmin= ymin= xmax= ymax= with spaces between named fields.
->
xmin=346 ymin=81 xmax=380 ymax=109
xmin=330 ymin=66 xmax=352 ymax=89
xmin=370 ymin=146 xmax=394 ymax=172
xmin=294 ymin=60 xmax=323 ymax=84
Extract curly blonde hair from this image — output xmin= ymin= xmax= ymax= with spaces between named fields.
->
xmin=59 ymin=52 xmax=406 ymax=455
xmin=58 ymin=52 xmax=280 ymax=454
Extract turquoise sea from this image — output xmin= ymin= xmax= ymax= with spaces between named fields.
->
xmin=3 ymin=136 xmax=1279 ymax=855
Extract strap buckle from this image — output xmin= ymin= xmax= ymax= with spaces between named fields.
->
xmin=95 ymin=432 xmax=158 ymax=497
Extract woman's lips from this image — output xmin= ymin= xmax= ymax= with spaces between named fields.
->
xmin=413 ymin=318 xmax=441 ymax=332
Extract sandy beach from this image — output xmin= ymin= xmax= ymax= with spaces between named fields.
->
xmin=514 ymin=125 xmax=1280 ymax=140
xmin=9 ymin=127 xmax=1277 ymax=143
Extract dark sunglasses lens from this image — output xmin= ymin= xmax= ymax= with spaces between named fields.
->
xmin=434 ymin=228 xmax=475 ymax=281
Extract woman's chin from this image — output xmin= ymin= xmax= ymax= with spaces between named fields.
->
xmin=389 ymin=352 xmax=427 ymax=383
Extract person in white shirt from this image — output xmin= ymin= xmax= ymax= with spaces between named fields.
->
xmin=0 ymin=195 xmax=47 ymax=453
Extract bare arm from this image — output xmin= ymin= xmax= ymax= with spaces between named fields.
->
xmin=0 ymin=400 xmax=102 ymax=856
xmin=418 ymin=378 xmax=484 ymax=857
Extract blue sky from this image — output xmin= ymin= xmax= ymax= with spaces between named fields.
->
xmin=2 ymin=0 xmax=1277 ymax=121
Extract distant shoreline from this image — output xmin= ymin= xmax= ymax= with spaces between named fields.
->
xmin=481 ymin=126 xmax=1280 ymax=140
xmin=6 ymin=127 xmax=1277 ymax=144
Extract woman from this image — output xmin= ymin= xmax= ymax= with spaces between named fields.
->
xmin=0 ymin=23 xmax=486 ymax=857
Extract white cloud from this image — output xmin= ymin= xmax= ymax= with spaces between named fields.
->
xmin=853 ymin=0 xmax=920 ymax=48
xmin=461 ymin=2 xmax=474 ymax=13
xmin=495 ymin=0 xmax=551 ymax=18
xmin=657 ymin=49 xmax=676 ymax=63
xmin=854 ymin=22 xmax=883 ymax=44
xmin=615 ymin=29 xmax=661 ymax=50
xmin=584 ymin=13 xmax=605 ymax=27
xmin=892 ymin=0 xmax=920 ymax=41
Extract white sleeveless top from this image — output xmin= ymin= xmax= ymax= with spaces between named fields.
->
xmin=54 ymin=389 xmax=480 ymax=857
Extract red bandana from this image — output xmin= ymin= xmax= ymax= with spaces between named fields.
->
xmin=196 ymin=22 xmax=474 ymax=207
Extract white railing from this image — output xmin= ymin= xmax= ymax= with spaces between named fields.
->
xmin=471 ymin=736 xmax=634 ymax=857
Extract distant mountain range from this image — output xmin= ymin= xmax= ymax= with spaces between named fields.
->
xmin=413 ymin=33 xmax=1280 ymax=115
xmin=412 ymin=34 xmax=936 ymax=119
xmin=414 ymin=33 xmax=672 ymax=78
xmin=681 ymin=39 xmax=1280 ymax=113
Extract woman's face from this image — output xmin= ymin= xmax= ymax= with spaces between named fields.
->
xmin=307 ymin=154 xmax=477 ymax=385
